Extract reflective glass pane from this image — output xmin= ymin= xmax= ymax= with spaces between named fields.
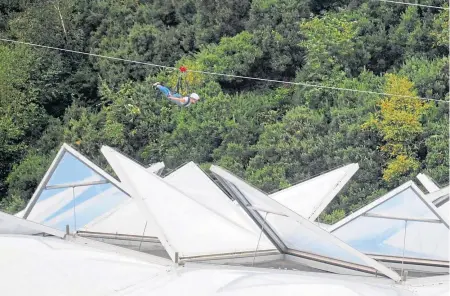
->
xmin=47 ymin=152 xmax=105 ymax=186
xmin=368 ymin=187 xmax=436 ymax=219
xmin=384 ymin=220 xmax=449 ymax=261
xmin=214 ymin=169 xmax=380 ymax=268
xmin=332 ymin=216 xmax=407 ymax=258
xmin=29 ymin=183 xmax=128 ymax=232
xmin=265 ymin=213 xmax=367 ymax=266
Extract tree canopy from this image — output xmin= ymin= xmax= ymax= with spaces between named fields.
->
xmin=0 ymin=0 xmax=448 ymax=221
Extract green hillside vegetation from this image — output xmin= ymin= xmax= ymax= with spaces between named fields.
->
xmin=0 ymin=0 xmax=448 ymax=223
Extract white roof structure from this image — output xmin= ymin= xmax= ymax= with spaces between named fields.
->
xmin=425 ymin=186 xmax=449 ymax=219
xmin=147 ymin=162 xmax=165 ymax=175
xmin=0 ymin=210 xmax=443 ymax=296
xmin=270 ymin=163 xmax=359 ymax=221
xmin=329 ymin=181 xmax=449 ymax=263
xmin=101 ymin=146 xmax=276 ymax=263
xmin=209 ymin=165 xmax=402 ymax=281
xmin=416 ymin=173 xmax=441 ymax=193
xmin=81 ymin=160 xmax=354 ymax=238
xmin=164 ymin=162 xmax=260 ymax=233
xmin=20 ymin=144 xmax=131 ymax=232
xmin=80 ymin=162 xmax=166 ymax=237
xmin=20 ymin=144 xmax=166 ymax=235
xmin=0 ymin=210 xmax=65 ymax=237
xmin=81 ymin=161 xmax=260 ymax=238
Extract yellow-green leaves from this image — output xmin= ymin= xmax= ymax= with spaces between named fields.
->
xmin=363 ymin=74 xmax=431 ymax=182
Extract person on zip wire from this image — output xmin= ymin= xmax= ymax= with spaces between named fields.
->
xmin=153 ymin=81 xmax=200 ymax=107
xmin=153 ymin=66 xmax=200 ymax=107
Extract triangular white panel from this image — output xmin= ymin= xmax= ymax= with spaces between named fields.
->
xmin=164 ymin=162 xmax=260 ymax=233
xmin=270 ymin=164 xmax=358 ymax=221
xmin=329 ymin=182 xmax=449 ymax=261
xmin=210 ymin=165 xmax=401 ymax=282
xmin=22 ymin=144 xmax=129 ymax=232
xmin=101 ymin=146 xmax=275 ymax=261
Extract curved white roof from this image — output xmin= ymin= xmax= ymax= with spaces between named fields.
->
xmin=0 ymin=235 xmax=432 ymax=296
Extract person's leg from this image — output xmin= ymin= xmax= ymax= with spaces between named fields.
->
xmin=156 ymin=85 xmax=172 ymax=97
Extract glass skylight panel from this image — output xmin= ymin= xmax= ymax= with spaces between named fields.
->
xmin=210 ymin=165 xmax=401 ymax=281
xmin=368 ymin=187 xmax=436 ymax=219
xmin=47 ymin=152 xmax=106 ymax=187
xmin=25 ymin=145 xmax=129 ymax=233
xmin=330 ymin=183 xmax=449 ymax=261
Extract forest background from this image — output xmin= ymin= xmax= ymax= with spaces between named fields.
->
xmin=0 ymin=0 xmax=448 ymax=223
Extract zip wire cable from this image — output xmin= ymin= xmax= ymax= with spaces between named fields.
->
xmin=0 ymin=37 xmax=448 ymax=103
xmin=370 ymin=0 xmax=449 ymax=10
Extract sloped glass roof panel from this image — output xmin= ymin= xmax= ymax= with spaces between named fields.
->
xmin=47 ymin=152 xmax=106 ymax=186
xmin=264 ymin=213 xmax=367 ymax=265
xmin=25 ymin=145 xmax=129 ymax=233
xmin=368 ymin=187 xmax=436 ymax=219
xmin=332 ymin=216 xmax=411 ymax=258
xmin=383 ymin=221 xmax=448 ymax=261
xmin=41 ymin=184 xmax=128 ymax=231
xmin=270 ymin=164 xmax=358 ymax=220
xmin=210 ymin=165 xmax=401 ymax=281
xmin=101 ymin=147 xmax=276 ymax=261
xmin=330 ymin=182 xmax=449 ymax=261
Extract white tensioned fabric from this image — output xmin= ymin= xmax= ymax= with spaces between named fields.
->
xmin=0 ymin=236 xmax=425 ymax=296
xmin=330 ymin=182 xmax=449 ymax=261
xmin=209 ymin=165 xmax=401 ymax=282
xmin=0 ymin=235 xmax=166 ymax=296
xmin=270 ymin=164 xmax=358 ymax=221
xmin=164 ymin=162 xmax=261 ymax=233
xmin=23 ymin=144 xmax=129 ymax=232
xmin=101 ymin=146 xmax=275 ymax=261
xmin=81 ymin=162 xmax=166 ymax=236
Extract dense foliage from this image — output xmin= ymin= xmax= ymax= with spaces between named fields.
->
xmin=0 ymin=0 xmax=448 ymax=221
